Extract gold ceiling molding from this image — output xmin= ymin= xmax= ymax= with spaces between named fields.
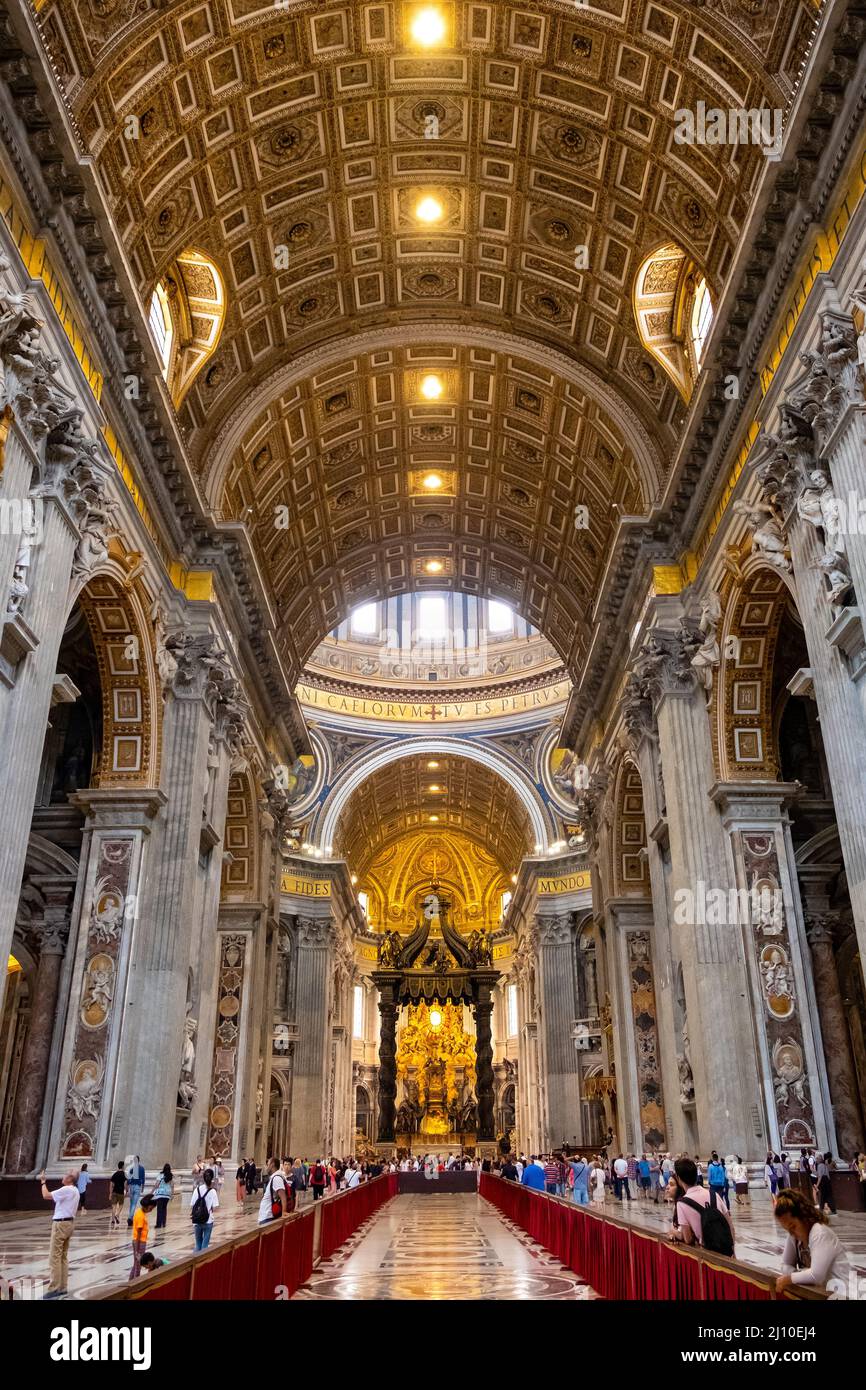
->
xmin=213 ymin=333 xmax=655 ymax=678
xmin=34 ymin=0 xmax=793 ymax=467
xmin=335 ymin=753 xmax=532 ymax=878
xmin=360 ymin=825 xmax=513 ymax=932
xmin=34 ymin=0 xmax=804 ymax=478
xmin=633 ymin=242 xmax=700 ymax=402
xmin=75 ymin=569 xmax=162 ymax=789
xmin=295 ymin=676 xmax=571 ymax=724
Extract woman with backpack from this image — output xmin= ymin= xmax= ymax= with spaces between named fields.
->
xmin=189 ymin=1167 xmax=219 ymax=1250
xmin=669 ymin=1157 xmax=735 ymax=1256
xmin=152 ymin=1164 xmax=173 ymax=1230
xmin=309 ymin=1158 xmax=327 ymax=1200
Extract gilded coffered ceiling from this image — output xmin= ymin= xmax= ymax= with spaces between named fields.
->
xmin=335 ymin=751 xmax=532 ymax=874
xmin=361 ymin=827 xmax=513 ymax=933
xmin=35 ymin=0 xmax=818 ymax=676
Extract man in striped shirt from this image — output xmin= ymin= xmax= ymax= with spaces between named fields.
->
xmin=543 ymin=1156 xmax=560 ymax=1195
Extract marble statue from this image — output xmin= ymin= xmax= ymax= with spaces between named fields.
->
xmin=732 ymin=499 xmax=792 ymax=572
xmin=848 ymin=263 xmax=866 ymax=374
xmin=688 ymin=592 xmax=722 ymax=695
xmin=552 ymin=747 xmax=590 ymax=801
xmin=178 ymin=1015 xmax=198 ymax=1110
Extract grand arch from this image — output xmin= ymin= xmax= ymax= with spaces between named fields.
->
xmin=313 ymin=734 xmax=555 ymax=851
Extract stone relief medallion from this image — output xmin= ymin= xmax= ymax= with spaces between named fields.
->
xmin=62 ymin=837 xmax=135 ymax=1156
xmin=90 ymin=878 xmax=126 ymax=943
xmin=81 ymin=953 xmax=115 ymax=1028
xmin=742 ymin=831 xmax=815 ymax=1144
xmin=760 ymin=944 xmax=795 ymax=1018
xmin=543 ymin=740 xmax=589 ymax=815
xmin=752 ymin=875 xmax=783 ymax=934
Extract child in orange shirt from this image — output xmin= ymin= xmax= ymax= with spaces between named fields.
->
xmin=130 ymin=1193 xmax=155 ymax=1280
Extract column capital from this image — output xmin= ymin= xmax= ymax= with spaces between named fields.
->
xmin=535 ymin=912 xmax=573 ymax=946
xmin=804 ymin=911 xmax=842 ymax=948
xmin=297 ymin=914 xmax=331 ymax=947
xmin=631 ymin=626 xmax=701 ymax=708
xmin=69 ymin=786 xmax=167 ymax=831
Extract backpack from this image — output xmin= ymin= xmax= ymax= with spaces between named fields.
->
xmin=311 ymin=1164 xmax=325 ymax=1185
xmin=191 ymin=1184 xmax=211 ymax=1225
xmin=680 ymin=1193 xmax=734 ymax=1256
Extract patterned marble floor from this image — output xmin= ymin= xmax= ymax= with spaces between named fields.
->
xmin=0 ymin=1189 xmax=313 ymax=1299
xmin=1 ymin=1184 xmax=863 ymax=1300
xmin=293 ymin=1193 xmax=597 ymax=1300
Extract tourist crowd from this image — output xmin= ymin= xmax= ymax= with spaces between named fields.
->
xmin=35 ymin=1145 xmax=865 ymax=1299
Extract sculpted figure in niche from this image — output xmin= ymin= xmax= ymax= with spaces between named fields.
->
xmin=688 ymin=593 xmax=721 ymax=697
xmin=552 ymin=747 xmax=589 ymax=802
xmin=797 ymin=469 xmax=853 ymax=605
xmin=773 ymin=1039 xmax=808 ymax=1110
xmin=177 ymin=1015 xmax=198 ymax=1110
xmin=732 ymin=499 xmax=791 ymax=572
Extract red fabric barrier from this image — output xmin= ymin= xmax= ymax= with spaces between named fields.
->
xmin=603 ymin=1222 xmax=632 ymax=1301
xmin=658 ymin=1240 xmax=704 ymax=1299
xmin=229 ymin=1236 xmax=260 ymax=1299
xmin=189 ymin=1246 xmax=233 ymax=1300
xmin=137 ymin=1267 xmax=193 ymax=1301
xmin=702 ymin=1263 xmax=773 ymax=1301
xmin=631 ymin=1230 xmax=662 ymax=1300
xmin=256 ymin=1219 xmax=288 ymax=1299
xmin=478 ymin=1175 xmax=786 ymax=1302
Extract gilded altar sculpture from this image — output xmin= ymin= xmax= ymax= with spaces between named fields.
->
xmin=395 ymin=1000 xmax=477 ymax=1137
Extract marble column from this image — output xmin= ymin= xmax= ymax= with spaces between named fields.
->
xmin=712 ymin=783 xmax=833 ymax=1155
xmin=605 ymin=900 xmax=667 ymax=1154
xmin=533 ymin=912 xmax=581 ymax=1149
xmin=749 ymin=313 xmax=866 ymax=978
xmin=621 ymin=687 xmax=686 ymax=1153
xmin=4 ymin=882 xmax=73 ymax=1172
xmin=0 ymin=423 xmax=38 ymax=631
xmin=0 ymin=259 xmax=43 ymax=618
xmin=107 ymin=633 xmax=240 ymax=1166
xmin=806 ymin=914 xmax=865 ymax=1156
xmin=0 ymin=490 xmax=79 ymax=994
xmin=632 ymin=622 xmax=764 ymax=1157
xmin=291 ymin=914 xmax=333 ymax=1157
xmin=375 ymin=977 xmax=398 ymax=1144
xmin=47 ymin=788 xmax=164 ymax=1166
xmin=474 ymin=986 xmax=495 ymax=1141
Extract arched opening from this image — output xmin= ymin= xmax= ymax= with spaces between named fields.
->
xmin=633 ymin=243 xmax=714 ymax=401
xmin=149 ymin=248 xmax=226 ymax=410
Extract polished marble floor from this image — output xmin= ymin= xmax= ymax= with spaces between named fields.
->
xmin=0 ymin=1189 xmax=278 ymax=1299
xmin=293 ymin=1193 xmax=597 ymax=1300
xmin=1 ymin=1184 xmax=863 ymax=1300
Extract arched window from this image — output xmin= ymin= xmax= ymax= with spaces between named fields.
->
xmin=633 ymin=243 xmax=713 ymax=401
xmin=148 ymin=283 xmax=173 ymax=377
xmin=350 ymin=602 xmax=379 ymax=636
xmin=690 ymin=277 xmax=714 ymax=368
xmin=488 ymin=600 xmax=514 ymax=635
xmin=148 ymin=249 xmax=225 ymax=407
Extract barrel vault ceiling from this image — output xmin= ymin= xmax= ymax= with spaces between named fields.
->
xmin=35 ymin=0 xmax=816 ymax=682
xmin=334 ymin=752 xmax=533 ymax=873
